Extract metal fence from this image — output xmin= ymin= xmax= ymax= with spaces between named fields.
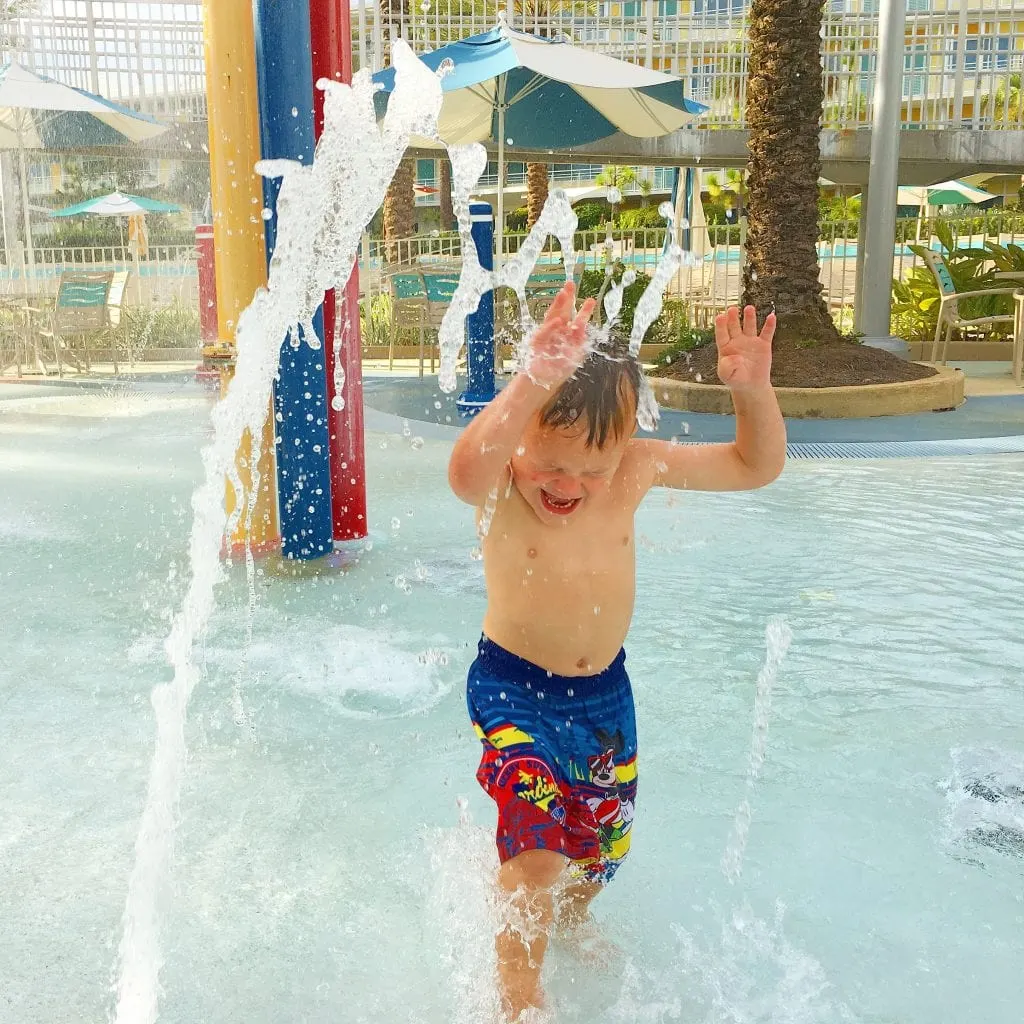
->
xmin=361 ymin=208 xmax=1024 ymax=333
xmin=364 ymin=0 xmax=1024 ymax=131
xmin=2 ymin=243 xmax=199 ymax=308
xmin=6 ymin=2 xmax=1024 ymax=132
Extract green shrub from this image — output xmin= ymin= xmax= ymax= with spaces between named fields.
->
xmin=619 ymin=206 xmax=667 ymax=230
xmin=109 ymin=302 xmax=200 ymax=352
xmin=573 ymin=201 xmax=607 ymax=231
xmin=577 ymin=267 xmax=705 ymax=346
xmin=506 ymin=207 xmax=528 ymax=232
xmin=890 ymin=221 xmax=1012 ymax=341
xmin=359 ymin=292 xmax=392 ymax=348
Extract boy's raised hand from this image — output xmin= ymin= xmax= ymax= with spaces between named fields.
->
xmin=714 ymin=305 xmax=777 ymax=392
xmin=525 ymin=282 xmax=597 ymax=389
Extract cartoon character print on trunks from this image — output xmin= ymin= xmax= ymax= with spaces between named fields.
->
xmin=583 ymin=728 xmax=635 ymax=861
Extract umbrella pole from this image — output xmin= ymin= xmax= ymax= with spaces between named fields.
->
xmin=17 ymin=139 xmax=34 ymax=293
xmin=496 ymin=99 xmax=505 ymax=273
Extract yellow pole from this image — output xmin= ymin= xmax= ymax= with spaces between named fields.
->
xmin=202 ymin=0 xmax=279 ymax=555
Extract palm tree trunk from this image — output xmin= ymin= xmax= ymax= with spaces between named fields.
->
xmin=526 ymin=161 xmax=549 ymax=229
xmin=439 ymin=156 xmax=454 ymax=231
xmin=383 ymin=158 xmax=415 ymax=265
xmin=743 ymin=0 xmax=840 ymax=344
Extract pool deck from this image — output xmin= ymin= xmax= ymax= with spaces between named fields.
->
xmin=3 ymin=359 xmax=1023 ymax=457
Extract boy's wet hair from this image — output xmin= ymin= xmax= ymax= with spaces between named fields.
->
xmin=539 ymin=332 xmax=641 ymax=448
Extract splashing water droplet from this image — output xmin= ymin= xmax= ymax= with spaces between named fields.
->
xmin=606 ymin=186 xmax=622 ymax=206
xmin=261 ymin=207 xmax=273 ymax=221
xmin=330 ymin=395 xmax=345 ymax=411
xmin=391 ymin=517 xmax=401 ymax=530
xmin=658 ymin=200 xmax=674 ymax=220
xmin=410 ymin=436 xmax=424 ymax=450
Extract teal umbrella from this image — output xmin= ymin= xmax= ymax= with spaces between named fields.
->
xmin=51 ymin=191 xmax=182 ymax=217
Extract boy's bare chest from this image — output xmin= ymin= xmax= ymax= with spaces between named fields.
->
xmin=484 ymin=498 xmax=634 ymax=584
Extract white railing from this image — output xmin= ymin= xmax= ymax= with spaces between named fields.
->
xmin=1 ymin=244 xmax=199 ymax=308
xmin=360 ymin=0 xmax=1024 ymax=131
xmin=360 ymin=208 xmax=1024 ymax=333
xmin=7 ymin=1 xmax=1024 ymax=134
xmin=5 ymin=1 xmax=207 ymax=121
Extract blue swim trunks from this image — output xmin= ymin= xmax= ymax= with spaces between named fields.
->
xmin=466 ymin=636 xmax=638 ymax=885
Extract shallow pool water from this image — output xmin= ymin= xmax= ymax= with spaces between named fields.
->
xmin=2 ymin=380 xmax=1023 ymax=1024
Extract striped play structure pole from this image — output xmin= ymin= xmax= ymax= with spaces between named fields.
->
xmin=309 ymin=0 xmax=368 ymax=542
xmin=253 ymin=0 xmax=334 ymax=561
xmin=202 ymin=0 xmax=279 ymax=556
xmin=456 ymin=201 xmax=496 ymax=415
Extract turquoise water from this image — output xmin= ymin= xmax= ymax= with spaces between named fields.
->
xmin=2 ymin=381 xmax=1023 ymax=1023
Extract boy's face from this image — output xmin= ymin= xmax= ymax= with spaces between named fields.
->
xmin=511 ymin=415 xmax=632 ymax=524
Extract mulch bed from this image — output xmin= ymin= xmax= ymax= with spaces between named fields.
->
xmin=653 ymin=338 xmax=938 ymax=389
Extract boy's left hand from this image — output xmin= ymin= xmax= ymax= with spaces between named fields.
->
xmin=714 ymin=305 xmax=776 ymax=392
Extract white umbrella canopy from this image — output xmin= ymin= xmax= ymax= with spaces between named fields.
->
xmin=0 ymin=62 xmax=169 ymax=269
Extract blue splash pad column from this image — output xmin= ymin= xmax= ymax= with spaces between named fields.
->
xmin=457 ymin=201 xmax=496 ymax=415
xmin=253 ymin=0 xmax=333 ymax=559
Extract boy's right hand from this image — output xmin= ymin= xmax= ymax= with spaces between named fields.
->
xmin=524 ymin=282 xmax=597 ymax=389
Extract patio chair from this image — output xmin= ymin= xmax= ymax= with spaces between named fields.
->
xmin=921 ymin=250 xmax=1024 ymax=380
xmin=386 ymin=270 xmax=428 ymax=373
xmin=422 ymin=266 xmax=460 ymax=377
xmin=37 ymin=270 xmax=116 ymax=376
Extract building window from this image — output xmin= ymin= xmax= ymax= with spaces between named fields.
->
xmin=948 ymin=36 xmax=1012 ymax=73
xmin=694 ymin=0 xmax=745 ymax=14
xmin=415 ymin=158 xmax=436 ymax=183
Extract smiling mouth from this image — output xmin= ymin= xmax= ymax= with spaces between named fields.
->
xmin=540 ymin=490 xmax=582 ymax=516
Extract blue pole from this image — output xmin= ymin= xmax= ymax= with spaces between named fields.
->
xmin=456 ymin=201 xmax=496 ymax=414
xmin=253 ymin=0 xmax=333 ymax=560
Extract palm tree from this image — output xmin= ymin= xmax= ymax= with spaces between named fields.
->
xmin=595 ymin=165 xmax=637 ymax=224
xmin=439 ymin=156 xmax=454 ymax=231
xmin=526 ymin=160 xmax=548 ymax=228
xmin=980 ymin=73 xmax=1022 ymax=128
xmin=743 ymin=0 xmax=840 ymax=344
xmin=383 ymin=158 xmax=415 ymax=264
xmin=637 ymin=176 xmax=654 ymax=208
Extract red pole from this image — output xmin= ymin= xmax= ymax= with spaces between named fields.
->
xmin=195 ymin=225 xmax=218 ymax=344
xmin=309 ymin=0 xmax=368 ymax=541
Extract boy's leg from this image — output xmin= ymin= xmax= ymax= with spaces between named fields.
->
xmin=554 ymin=876 xmax=603 ymax=931
xmin=495 ymin=848 xmax=566 ymax=1022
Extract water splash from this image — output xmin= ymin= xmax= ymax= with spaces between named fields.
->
xmin=721 ymin=616 xmax=793 ymax=884
xmin=943 ymin=746 xmax=1024 ymax=859
xmin=110 ymin=41 xmax=443 ymax=1024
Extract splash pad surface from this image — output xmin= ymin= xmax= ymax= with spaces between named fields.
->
xmin=2 ymin=381 xmax=1023 ymax=1023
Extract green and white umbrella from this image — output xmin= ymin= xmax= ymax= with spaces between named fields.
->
xmin=854 ymin=179 xmax=997 ymax=207
xmin=51 ymin=191 xmax=182 ymax=218
xmin=896 ymin=180 xmax=997 ymax=207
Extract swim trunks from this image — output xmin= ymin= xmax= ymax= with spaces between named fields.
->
xmin=466 ymin=636 xmax=638 ymax=885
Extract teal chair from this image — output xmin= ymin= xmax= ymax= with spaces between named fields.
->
xmin=922 ymin=250 xmax=1023 ymax=381
xmin=386 ymin=271 xmax=428 ymax=374
xmin=39 ymin=270 xmax=116 ymax=376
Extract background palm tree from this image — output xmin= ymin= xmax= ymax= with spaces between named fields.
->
xmin=980 ymin=73 xmax=1022 ymax=129
xmin=595 ymin=165 xmax=637 ymax=224
xmin=383 ymin=158 xmax=415 ymax=264
xmin=526 ymin=160 xmax=548 ymax=228
xmin=439 ymin=156 xmax=454 ymax=231
xmin=742 ymin=0 xmax=840 ymax=344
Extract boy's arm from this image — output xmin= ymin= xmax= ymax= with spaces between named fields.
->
xmin=447 ymin=285 xmax=596 ymax=506
xmin=632 ymin=305 xmax=785 ymax=492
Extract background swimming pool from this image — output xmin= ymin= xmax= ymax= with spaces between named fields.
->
xmin=1 ymin=379 xmax=1022 ymax=1023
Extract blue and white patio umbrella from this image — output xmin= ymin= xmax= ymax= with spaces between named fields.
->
xmin=0 ymin=62 xmax=168 ymax=257
xmin=373 ymin=21 xmax=706 ymax=258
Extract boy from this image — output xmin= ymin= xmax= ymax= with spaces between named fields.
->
xmin=447 ymin=283 xmax=784 ymax=1021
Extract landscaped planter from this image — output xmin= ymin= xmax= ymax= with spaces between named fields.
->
xmin=649 ymin=365 xmax=965 ymax=419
